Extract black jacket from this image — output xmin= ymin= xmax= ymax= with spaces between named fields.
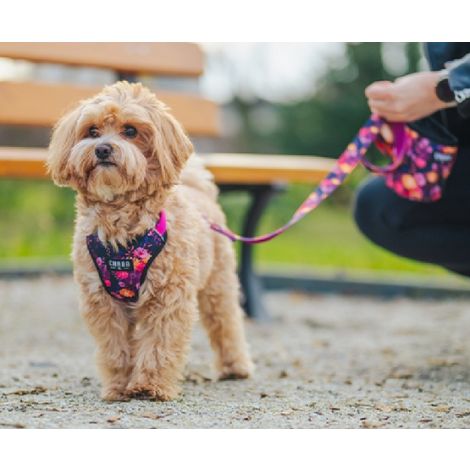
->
xmin=425 ymin=43 xmax=470 ymax=143
xmin=426 ymin=42 xmax=470 ymax=118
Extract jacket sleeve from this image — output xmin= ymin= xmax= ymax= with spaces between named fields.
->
xmin=447 ymin=53 xmax=470 ymax=118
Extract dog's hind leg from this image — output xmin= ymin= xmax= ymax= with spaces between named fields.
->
xmin=198 ymin=239 xmax=254 ymax=380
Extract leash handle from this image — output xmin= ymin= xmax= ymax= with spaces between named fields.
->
xmin=361 ymin=121 xmax=408 ymax=174
xmin=209 ymin=114 xmax=391 ymax=244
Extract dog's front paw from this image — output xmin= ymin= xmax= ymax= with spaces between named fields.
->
xmin=101 ymin=386 xmax=130 ymax=402
xmin=125 ymin=381 xmax=180 ymax=402
xmin=218 ymin=359 xmax=254 ymax=381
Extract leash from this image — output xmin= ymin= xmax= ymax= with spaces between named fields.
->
xmin=209 ymin=114 xmax=406 ymax=244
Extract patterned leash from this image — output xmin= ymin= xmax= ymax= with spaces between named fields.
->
xmin=209 ymin=114 xmax=406 ymax=244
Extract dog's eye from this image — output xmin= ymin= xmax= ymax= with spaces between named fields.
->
xmin=123 ymin=125 xmax=137 ymax=138
xmin=88 ymin=126 xmax=100 ymax=138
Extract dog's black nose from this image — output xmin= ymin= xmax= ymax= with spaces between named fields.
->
xmin=95 ymin=144 xmax=113 ymax=160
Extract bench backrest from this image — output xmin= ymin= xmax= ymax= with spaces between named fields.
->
xmin=0 ymin=42 xmax=220 ymax=138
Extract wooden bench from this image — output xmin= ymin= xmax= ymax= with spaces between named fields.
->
xmin=0 ymin=42 xmax=335 ymax=319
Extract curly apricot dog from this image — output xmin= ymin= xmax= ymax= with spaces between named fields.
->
xmin=47 ymin=81 xmax=253 ymax=401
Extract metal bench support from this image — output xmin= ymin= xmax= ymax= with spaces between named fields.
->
xmin=219 ymin=183 xmax=284 ymax=320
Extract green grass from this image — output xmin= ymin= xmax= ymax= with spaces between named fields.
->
xmin=257 ymin=205 xmax=444 ymax=274
xmin=219 ymin=181 xmax=449 ymax=277
xmin=0 ymin=179 xmax=455 ymax=279
xmin=0 ymin=180 xmax=74 ymax=261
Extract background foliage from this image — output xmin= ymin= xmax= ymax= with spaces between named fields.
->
xmin=0 ymin=43 xmax=453 ymax=277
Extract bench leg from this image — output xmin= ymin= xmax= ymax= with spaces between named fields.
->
xmin=240 ymin=186 xmax=277 ymax=320
xmin=220 ymin=184 xmax=283 ymax=320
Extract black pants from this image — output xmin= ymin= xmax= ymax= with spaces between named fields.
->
xmin=354 ymin=144 xmax=470 ymax=277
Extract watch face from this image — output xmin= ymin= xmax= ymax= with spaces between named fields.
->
xmin=436 ymin=77 xmax=454 ymax=103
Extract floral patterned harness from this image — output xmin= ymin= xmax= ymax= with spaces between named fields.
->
xmin=87 ymin=211 xmax=167 ymax=303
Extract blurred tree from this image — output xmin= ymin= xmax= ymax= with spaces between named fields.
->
xmin=229 ymin=42 xmax=423 ymax=157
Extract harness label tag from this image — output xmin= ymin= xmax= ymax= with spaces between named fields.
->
xmin=108 ymin=259 xmax=134 ymax=272
xmin=433 ymin=151 xmax=453 ymax=163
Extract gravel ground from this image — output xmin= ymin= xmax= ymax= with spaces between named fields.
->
xmin=1 ymin=276 xmax=470 ymax=429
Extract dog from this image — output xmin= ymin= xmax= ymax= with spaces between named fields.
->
xmin=47 ymin=81 xmax=253 ymax=401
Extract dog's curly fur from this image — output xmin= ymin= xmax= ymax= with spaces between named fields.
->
xmin=47 ymin=81 xmax=253 ymax=401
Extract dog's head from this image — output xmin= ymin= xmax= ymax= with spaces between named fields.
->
xmin=47 ymin=81 xmax=193 ymax=202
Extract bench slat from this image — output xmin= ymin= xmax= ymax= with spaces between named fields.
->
xmin=201 ymin=153 xmax=336 ymax=184
xmin=0 ymin=43 xmax=204 ymax=77
xmin=0 ymin=81 xmax=220 ymax=137
xmin=0 ymin=148 xmax=335 ymax=183
xmin=0 ymin=147 xmax=48 ymax=178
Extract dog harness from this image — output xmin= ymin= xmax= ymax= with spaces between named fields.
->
xmin=87 ymin=211 xmax=167 ymax=302
xmin=209 ymin=114 xmax=458 ymax=244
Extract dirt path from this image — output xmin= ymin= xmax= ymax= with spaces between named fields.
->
xmin=1 ymin=276 xmax=470 ymax=428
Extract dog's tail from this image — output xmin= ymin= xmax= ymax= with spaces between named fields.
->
xmin=180 ymin=154 xmax=219 ymax=200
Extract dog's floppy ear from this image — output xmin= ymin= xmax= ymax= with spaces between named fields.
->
xmin=148 ymin=100 xmax=194 ymax=186
xmin=47 ymin=105 xmax=82 ymax=187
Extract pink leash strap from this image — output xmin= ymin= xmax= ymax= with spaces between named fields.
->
xmin=209 ymin=114 xmax=404 ymax=244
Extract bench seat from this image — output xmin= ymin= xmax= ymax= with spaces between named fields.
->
xmin=0 ymin=147 xmax=335 ymax=183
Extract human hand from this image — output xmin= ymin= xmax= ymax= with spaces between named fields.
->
xmin=365 ymin=71 xmax=452 ymax=122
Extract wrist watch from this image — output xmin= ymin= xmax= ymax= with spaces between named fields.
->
xmin=435 ymin=70 xmax=455 ymax=103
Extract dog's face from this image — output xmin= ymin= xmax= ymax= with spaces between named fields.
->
xmin=48 ymin=82 xmax=193 ymax=202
